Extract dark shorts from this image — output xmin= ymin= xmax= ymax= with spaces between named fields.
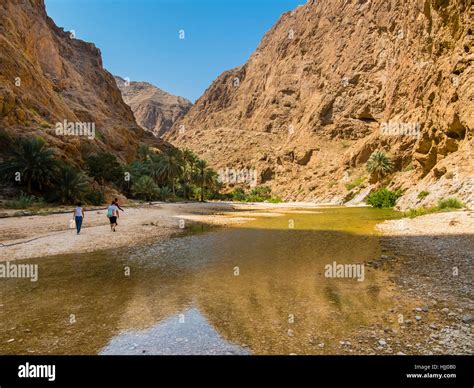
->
xmin=109 ymin=216 xmax=117 ymax=224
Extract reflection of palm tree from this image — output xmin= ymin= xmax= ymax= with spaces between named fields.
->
xmin=0 ymin=137 xmax=58 ymax=194
xmin=195 ymin=159 xmax=218 ymax=202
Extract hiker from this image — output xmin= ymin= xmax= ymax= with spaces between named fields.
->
xmin=73 ymin=202 xmax=85 ymax=235
xmin=114 ymin=198 xmax=125 ymax=212
xmin=107 ymin=200 xmax=119 ymax=232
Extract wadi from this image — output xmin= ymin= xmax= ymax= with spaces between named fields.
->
xmin=0 ymin=0 xmax=472 ymax=359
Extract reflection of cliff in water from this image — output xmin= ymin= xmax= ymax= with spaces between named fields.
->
xmin=0 ymin=208 xmax=400 ymax=355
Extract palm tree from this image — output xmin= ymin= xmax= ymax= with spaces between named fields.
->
xmin=181 ymin=149 xmax=199 ymax=199
xmin=137 ymin=144 xmax=151 ymax=162
xmin=156 ymin=148 xmax=184 ymax=195
xmin=158 ymin=186 xmax=173 ymax=201
xmin=50 ymin=166 xmax=89 ymax=204
xmin=146 ymin=154 xmax=164 ymax=185
xmin=132 ymin=175 xmax=159 ymax=201
xmin=194 ymin=159 xmax=218 ymax=202
xmin=0 ymin=137 xmax=58 ymax=194
xmin=367 ymin=151 xmax=393 ymax=181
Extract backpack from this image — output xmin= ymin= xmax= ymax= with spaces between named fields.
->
xmin=107 ymin=207 xmax=113 ymax=218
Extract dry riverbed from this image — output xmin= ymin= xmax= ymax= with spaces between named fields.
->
xmin=366 ymin=210 xmax=474 ymax=355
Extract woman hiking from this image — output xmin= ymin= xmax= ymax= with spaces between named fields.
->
xmin=73 ymin=202 xmax=85 ymax=235
xmin=107 ymin=200 xmax=120 ymax=232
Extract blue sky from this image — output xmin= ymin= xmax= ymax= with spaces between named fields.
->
xmin=45 ymin=0 xmax=303 ymax=102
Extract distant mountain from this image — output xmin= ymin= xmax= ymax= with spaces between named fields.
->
xmin=0 ymin=0 xmax=158 ymax=163
xmin=115 ymin=76 xmax=192 ymax=137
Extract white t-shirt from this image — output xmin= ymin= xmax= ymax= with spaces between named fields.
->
xmin=75 ymin=207 xmax=83 ymax=217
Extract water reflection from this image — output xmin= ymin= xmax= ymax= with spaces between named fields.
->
xmin=0 ymin=208 xmax=400 ymax=355
xmin=100 ymin=308 xmax=250 ymax=355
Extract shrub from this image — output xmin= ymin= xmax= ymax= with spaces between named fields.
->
xmin=231 ymin=187 xmax=246 ymax=201
xmin=437 ymin=197 xmax=464 ymax=210
xmin=268 ymin=197 xmax=283 ymax=203
xmin=250 ymin=186 xmax=272 ymax=199
xmin=345 ymin=176 xmax=366 ymax=191
xmin=132 ymin=176 xmax=159 ymax=201
xmin=366 ymin=188 xmax=402 ymax=208
xmin=417 ymin=191 xmax=430 ymax=200
xmin=85 ymin=152 xmax=123 ymax=186
xmin=403 ymin=197 xmax=464 ymax=218
xmin=404 ymin=207 xmax=432 ymax=218
xmin=84 ymin=191 xmax=105 ymax=206
xmin=158 ymin=186 xmax=173 ymax=201
xmin=47 ymin=165 xmax=90 ymax=204
xmin=4 ymin=192 xmax=36 ymax=209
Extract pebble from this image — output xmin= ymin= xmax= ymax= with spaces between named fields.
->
xmin=7 ymin=338 xmax=15 ymax=343
xmin=462 ymin=314 xmax=474 ymax=324
xmin=378 ymin=339 xmax=387 ymax=346
xmin=415 ymin=316 xmax=422 ymax=321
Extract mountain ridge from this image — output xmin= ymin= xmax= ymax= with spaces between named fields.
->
xmin=165 ymin=0 xmax=473 ymax=209
xmin=115 ymin=76 xmax=192 ymax=137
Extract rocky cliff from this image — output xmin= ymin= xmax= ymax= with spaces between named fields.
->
xmin=0 ymin=0 xmax=152 ymax=163
xmin=166 ymin=0 xmax=473 ymax=209
xmin=115 ymin=76 xmax=192 ymax=137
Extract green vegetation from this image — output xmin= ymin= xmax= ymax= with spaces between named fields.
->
xmin=0 ymin=137 xmax=58 ymax=194
xmin=366 ymin=151 xmax=393 ymax=180
xmin=404 ymin=197 xmax=464 ymax=218
xmin=4 ymin=192 xmax=36 ymax=209
xmin=0 ymin=136 xmax=221 ymax=206
xmin=366 ymin=188 xmax=402 ymax=208
xmin=84 ymin=191 xmax=105 ymax=206
xmin=132 ymin=176 xmax=160 ymax=201
xmin=231 ymin=187 xmax=246 ymax=201
xmin=417 ymin=190 xmax=430 ymax=200
xmin=85 ymin=152 xmax=123 ymax=186
xmin=438 ymin=197 xmax=464 ymax=210
xmin=47 ymin=166 xmax=89 ymax=204
xmin=345 ymin=176 xmax=366 ymax=191
xmin=229 ymin=186 xmax=282 ymax=203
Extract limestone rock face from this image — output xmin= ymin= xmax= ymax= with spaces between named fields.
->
xmin=115 ymin=76 xmax=192 ymax=137
xmin=0 ymin=0 xmax=147 ymax=162
xmin=166 ymin=0 xmax=473 ymax=209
